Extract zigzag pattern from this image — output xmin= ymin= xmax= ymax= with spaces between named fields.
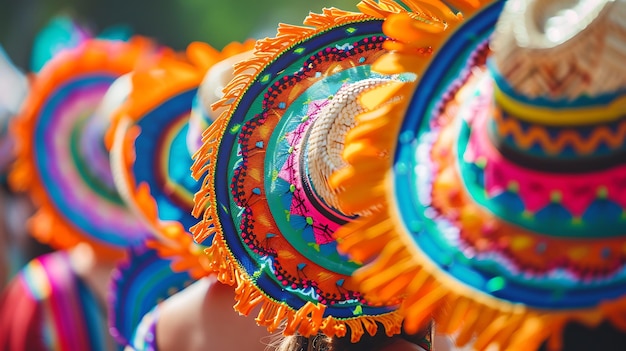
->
xmin=494 ymin=110 xmax=626 ymax=155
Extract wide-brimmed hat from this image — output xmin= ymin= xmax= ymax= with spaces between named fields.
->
xmin=108 ymin=243 xmax=195 ymax=347
xmin=190 ymin=4 xmax=426 ymax=342
xmin=107 ymin=40 xmax=255 ymax=278
xmin=332 ymin=0 xmax=626 ymax=350
xmin=10 ymin=38 xmax=158 ymax=259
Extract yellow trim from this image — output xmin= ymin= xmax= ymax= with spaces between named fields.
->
xmin=493 ymin=108 xmax=626 ymax=155
xmin=494 ymin=84 xmax=626 ymax=126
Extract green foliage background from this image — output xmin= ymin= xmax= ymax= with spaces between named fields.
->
xmin=0 ymin=0 xmax=360 ymax=70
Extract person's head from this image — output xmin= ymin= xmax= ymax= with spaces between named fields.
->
xmin=274 ymin=324 xmax=433 ymax=351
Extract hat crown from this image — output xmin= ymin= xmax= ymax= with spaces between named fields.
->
xmin=307 ymin=78 xmax=394 ymax=216
xmin=492 ymin=0 xmax=626 ymax=101
xmin=478 ymin=0 xmax=626 ymax=172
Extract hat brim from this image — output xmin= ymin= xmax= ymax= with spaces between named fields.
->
xmin=108 ymin=53 xmax=210 ymax=278
xmin=189 ymin=6 xmax=432 ymax=341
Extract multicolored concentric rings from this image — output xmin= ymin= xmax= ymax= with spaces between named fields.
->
xmin=10 ymin=39 xmax=155 ymax=256
xmin=36 ymin=75 xmax=138 ymax=245
xmin=215 ymin=21 xmax=395 ymax=318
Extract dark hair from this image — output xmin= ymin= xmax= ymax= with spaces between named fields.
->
xmin=538 ymin=321 xmax=626 ymax=351
xmin=274 ymin=323 xmax=432 ymax=351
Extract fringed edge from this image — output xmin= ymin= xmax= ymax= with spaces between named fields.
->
xmin=8 ymin=38 xmax=157 ymax=260
xmin=385 ymin=221 xmax=626 ymax=351
xmin=203 ymin=230 xmax=405 ymax=341
xmin=359 ymin=0 xmax=489 ymax=75
xmin=331 ymin=1 xmax=626 ymax=349
xmin=190 ymin=6 xmax=378 ymax=244
xmin=357 ymin=0 xmax=459 ymax=25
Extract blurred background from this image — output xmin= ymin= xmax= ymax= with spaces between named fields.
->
xmin=0 ymin=0 xmax=359 ymax=70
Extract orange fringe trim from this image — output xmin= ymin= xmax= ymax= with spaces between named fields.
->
xmin=205 ymin=232 xmax=405 ymax=341
xmin=9 ymin=38 xmax=159 ymax=261
xmin=361 ymin=0 xmax=485 ymax=76
xmin=331 ymin=1 xmax=626 ymax=350
xmin=189 ymin=0 xmax=466 ymax=249
xmin=189 ymin=3 xmax=442 ymax=341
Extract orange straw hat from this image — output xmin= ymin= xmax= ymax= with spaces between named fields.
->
xmin=332 ymin=0 xmax=626 ymax=350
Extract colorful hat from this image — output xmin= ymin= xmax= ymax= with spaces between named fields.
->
xmin=191 ymin=5 xmax=421 ymax=342
xmin=108 ymin=40 xmax=255 ymax=278
xmin=9 ymin=38 xmax=158 ymax=259
xmin=188 ymin=44 xmax=255 ymax=154
xmin=108 ymin=243 xmax=195 ymax=347
xmin=0 ymin=45 xmax=28 ymax=181
xmin=331 ymin=0 xmax=626 ymax=350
